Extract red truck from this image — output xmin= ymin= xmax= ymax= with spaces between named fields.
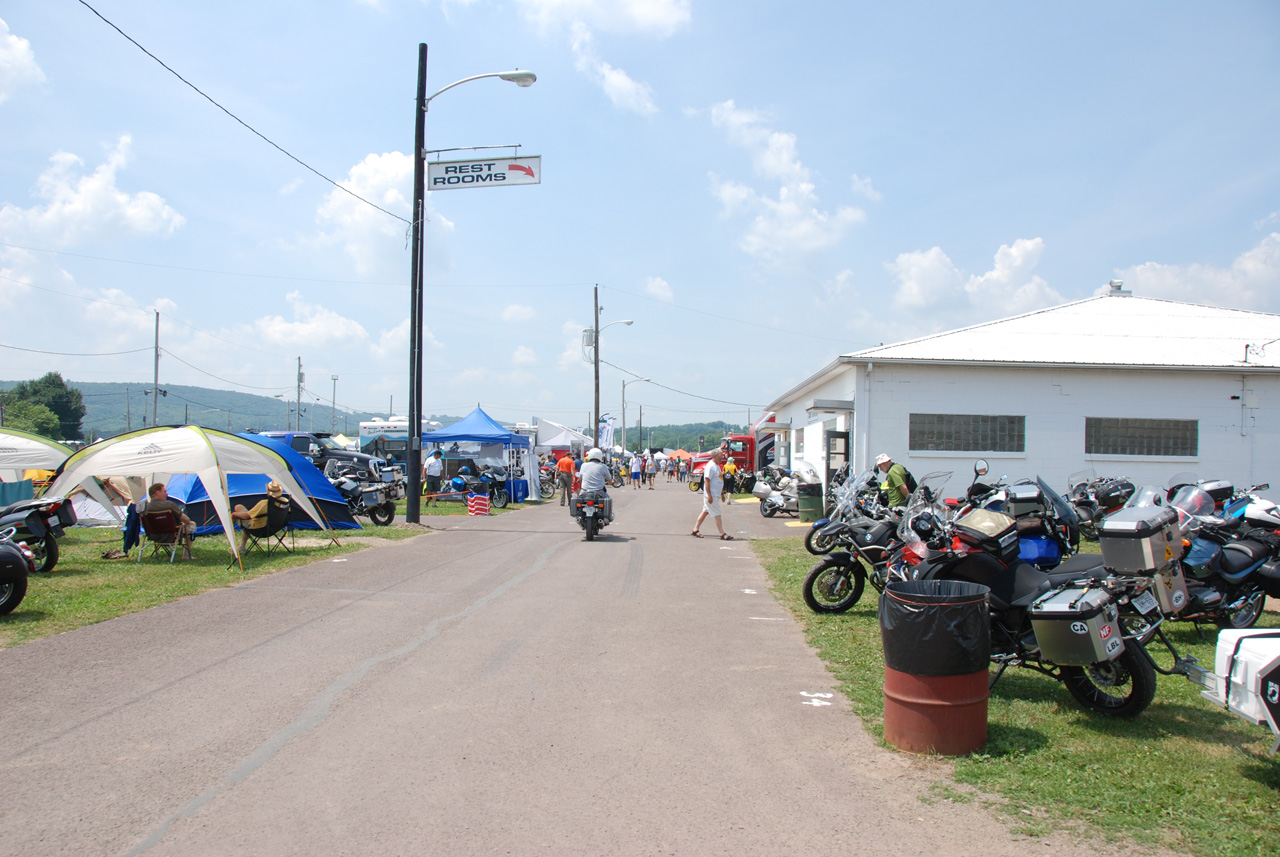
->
xmin=688 ymin=433 xmax=771 ymax=492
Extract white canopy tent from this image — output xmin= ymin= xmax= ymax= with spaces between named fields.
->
xmin=0 ymin=426 xmax=72 ymax=483
xmin=46 ymin=426 xmax=333 ymax=560
xmin=534 ymin=418 xmax=592 ymax=450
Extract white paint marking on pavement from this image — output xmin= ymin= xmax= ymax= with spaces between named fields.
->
xmin=800 ymin=692 xmax=834 ymax=698
xmin=749 ymin=617 xmax=785 ymax=621
xmin=741 ymin=589 xmax=757 ymax=594
xmin=331 ymin=558 xmax=348 ymax=563
xmin=802 ymin=699 xmax=833 ymax=707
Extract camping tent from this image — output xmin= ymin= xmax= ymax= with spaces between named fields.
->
xmin=165 ymin=434 xmax=359 ymax=535
xmin=0 ymin=426 xmax=73 ymax=482
xmin=533 ymin=418 xmax=590 ymax=450
xmin=46 ymin=426 xmax=333 ymax=559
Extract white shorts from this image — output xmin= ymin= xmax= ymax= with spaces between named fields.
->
xmin=702 ymin=494 xmax=722 ymax=517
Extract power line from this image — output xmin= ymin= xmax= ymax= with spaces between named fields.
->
xmin=159 ymin=348 xmax=293 ymax=392
xmin=75 ymin=0 xmax=410 ymax=226
xmin=0 ymin=341 xmax=152 ymax=357
xmin=601 ymin=360 xmax=765 ymax=408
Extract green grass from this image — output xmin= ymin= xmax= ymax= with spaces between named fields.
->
xmin=754 ymin=536 xmax=1280 ymax=857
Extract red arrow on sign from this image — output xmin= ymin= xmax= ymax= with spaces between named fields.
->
xmin=508 ymin=164 xmax=534 ymax=178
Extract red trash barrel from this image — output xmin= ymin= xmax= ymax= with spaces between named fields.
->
xmin=879 ymin=579 xmax=990 ymax=756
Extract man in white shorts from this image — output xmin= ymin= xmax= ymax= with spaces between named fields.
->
xmin=690 ymin=449 xmax=732 ymax=540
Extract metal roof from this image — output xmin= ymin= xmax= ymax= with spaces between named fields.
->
xmin=848 ymin=295 xmax=1280 ymax=370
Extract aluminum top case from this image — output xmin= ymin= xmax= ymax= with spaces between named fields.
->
xmin=1005 ymin=483 xmax=1045 ymax=518
xmin=1097 ymin=503 xmax=1183 ymax=574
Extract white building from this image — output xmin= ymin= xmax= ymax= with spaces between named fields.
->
xmin=764 ymin=289 xmax=1280 ymax=498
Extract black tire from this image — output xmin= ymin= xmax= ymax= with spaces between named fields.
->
xmin=1214 ymin=587 xmax=1267 ymax=629
xmin=368 ymin=504 xmax=394 ymax=526
xmin=612 ymin=474 xmax=625 ymax=488
xmin=539 ymin=479 xmax=555 ymax=500
xmin=30 ymin=535 xmax=59 ymax=573
xmin=585 ymin=517 xmax=597 ymax=541
xmin=1060 ymin=645 xmax=1157 ymax=718
xmin=804 ymin=526 xmax=838 ymax=556
xmin=760 ymin=502 xmax=777 ymax=518
xmin=0 ymin=570 xmax=28 ymax=615
xmin=802 ymin=556 xmax=866 ymax=613
xmin=492 ymin=488 xmax=509 ymax=509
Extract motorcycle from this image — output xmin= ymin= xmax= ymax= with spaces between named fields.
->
xmin=538 ymin=463 xmax=558 ymax=499
xmin=570 ymin=489 xmax=612 ymax=540
xmin=451 ymin=461 xmax=511 ymax=509
xmin=0 ymin=527 xmax=36 ymax=615
xmin=754 ymin=461 xmax=820 ymax=518
xmin=326 ymin=461 xmax=396 ymax=526
xmin=891 ymin=472 xmax=1192 ymax=718
xmin=1066 ymin=469 xmax=1135 ymax=542
xmin=804 ymin=469 xmax=890 ymax=555
xmin=0 ymin=494 xmax=78 ymax=574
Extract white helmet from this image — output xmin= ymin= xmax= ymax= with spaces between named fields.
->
xmin=587 ymin=447 xmax=603 ymax=462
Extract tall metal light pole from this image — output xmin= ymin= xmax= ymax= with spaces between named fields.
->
xmin=406 ymin=44 xmax=536 ymax=523
xmin=588 ymin=290 xmax=633 ymax=448
xmin=621 ymin=377 xmax=649 ymax=453
xmin=331 ymin=375 xmax=339 ymax=431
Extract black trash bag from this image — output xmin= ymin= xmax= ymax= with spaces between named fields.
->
xmin=879 ymin=579 xmax=990 ymax=676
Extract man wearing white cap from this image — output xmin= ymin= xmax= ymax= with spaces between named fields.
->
xmin=875 ymin=453 xmax=911 ymax=508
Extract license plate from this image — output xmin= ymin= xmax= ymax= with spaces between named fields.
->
xmin=46 ymin=516 xmax=59 ymax=527
xmin=1132 ymin=590 xmax=1159 ymax=615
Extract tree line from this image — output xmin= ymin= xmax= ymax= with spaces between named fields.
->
xmin=0 ymin=373 xmax=86 ymax=441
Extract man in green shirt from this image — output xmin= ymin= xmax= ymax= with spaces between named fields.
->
xmin=875 ymin=453 xmax=911 ymax=507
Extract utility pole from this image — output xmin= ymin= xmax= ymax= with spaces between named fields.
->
xmin=638 ymin=405 xmax=643 ymax=455
xmin=406 ymin=42 xmax=428 ymax=524
xmin=331 ymin=375 xmax=339 ymax=431
xmin=151 ymin=310 xmax=160 ymax=427
xmin=126 ymin=388 xmax=131 ymax=432
xmin=185 ymin=404 xmax=189 ymax=424
xmin=295 ymin=357 xmax=303 ymax=433
xmin=592 ymin=285 xmax=600 ymax=448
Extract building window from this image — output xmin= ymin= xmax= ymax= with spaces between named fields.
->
xmin=794 ymin=428 xmax=804 ymax=454
xmin=908 ymin=413 xmax=1025 ymax=452
xmin=1085 ymin=418 xmax=1198 ymax=457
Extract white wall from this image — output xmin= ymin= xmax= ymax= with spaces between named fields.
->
xmin=853 ymin=362 xmax=1280 ymax=500
xmin=773 ymin=369 xmax=857 ymax=480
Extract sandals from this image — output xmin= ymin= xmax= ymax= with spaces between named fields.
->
xmin=690 ymin=531 xmax=703 ymax=538
xmin=720 ymin=534 xmax=735 ymax=541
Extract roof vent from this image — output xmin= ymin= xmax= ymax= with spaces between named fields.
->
xmin=1108 ymin=279 xmax=1132 ymax=297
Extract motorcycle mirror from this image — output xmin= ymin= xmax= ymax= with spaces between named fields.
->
xmin=973 ymin=459 xmax=989 ymax=478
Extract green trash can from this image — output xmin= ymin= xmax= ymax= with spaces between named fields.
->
xmin=797 ymin=483 xmax=823 ymax=523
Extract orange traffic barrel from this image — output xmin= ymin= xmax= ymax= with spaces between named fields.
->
xmin=879 ymin=579 xmax=991 ymax=756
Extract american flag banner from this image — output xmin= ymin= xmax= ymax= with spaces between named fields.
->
xmin=466 ymin=492 xmax=491 ymax=516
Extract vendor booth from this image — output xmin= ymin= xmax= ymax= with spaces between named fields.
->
xmin=423 ymin=407 xmax=535 ymax=503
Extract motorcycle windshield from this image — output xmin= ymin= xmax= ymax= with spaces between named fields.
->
xmin=1038 ymin=476 xmax=1078 ymax=529
xmin=897 ymin=471 xmax=952 ymax=548
xmin=1067 ymin=468 xmax=1096 ymax=495
xmin=1168 ymin=471 xmax=1201 ymax=492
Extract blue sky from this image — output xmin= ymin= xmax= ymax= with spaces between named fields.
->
xmin=2 ymin=1 xmax=1278 ymax=430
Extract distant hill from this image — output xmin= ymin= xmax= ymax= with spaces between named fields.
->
xmin=0 ymin=380 xmax=463 ymax=440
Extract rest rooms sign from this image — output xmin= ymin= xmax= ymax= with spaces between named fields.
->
xmin=428 ymin=156 xmax=541 ymax=191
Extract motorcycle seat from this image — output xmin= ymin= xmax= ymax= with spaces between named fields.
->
xmin=1221 ymin=540 xmax=1268 ymax=576
xmin=1010 ymin=563 xmax=1054 ymax=608
xmin=1050 ymin=553 xmax=1106 ymax=580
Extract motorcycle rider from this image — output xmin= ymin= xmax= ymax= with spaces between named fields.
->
xmin=579 ymin=448 xmax=613 ymax=521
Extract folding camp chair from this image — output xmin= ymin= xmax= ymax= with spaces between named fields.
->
xmin=137 ymin=509 xmax=182 ymax=563
xmin=241 ymin=497 xmax=293 ymax=557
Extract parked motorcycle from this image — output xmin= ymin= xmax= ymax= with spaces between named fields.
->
xmin=0 ymin=527 xmax=36 ymax=614
xmin=570 ymin=489 xmax=612 ymax=540
xmin=0 ymin=494 xmax=77 ymax=573
xmin=754 ymin=461 xmax=820 ymax=518
xmin=326 ymin=461 xmax=396 ymax=526
xmin=891 ymin=472 xmax=1190 ymax=718
xmin=538 ymin=463 xmax=558 ymax=499
xmin=1066 ymin=469 xmax=1135 ymax=542
xmin=451 ymin=462 xmax=511 ymax=509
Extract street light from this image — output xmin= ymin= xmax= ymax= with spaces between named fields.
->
xmin=330 ymin=375 xmax=339 ymax=431
xmin=406 ymin=44 xmax=536 ymax=524
xmin=587 ymin=287 xmax=634 ymax=447
xmin=621 ymin=377 xmax=649 ymax=453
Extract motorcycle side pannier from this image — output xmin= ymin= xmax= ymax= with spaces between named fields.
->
xmin=954 ymin=509 xmax=1020 ymax=564
xmin=1029 ymin=585 xmax=1125 ymax=665
xmin=751 ymin=482 xmax=773 ymax=501
xmin=1097 ymin=505 xmax=1182 ymax=574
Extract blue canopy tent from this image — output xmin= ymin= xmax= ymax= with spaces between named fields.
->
xmin=421 ymin=407 xmax=531 ymax=447
xmin=166 ymin=434 xmax=360 ymax=535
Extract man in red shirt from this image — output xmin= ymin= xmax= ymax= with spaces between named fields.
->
xmin=556 ymin=451 xmax=576 ymax=506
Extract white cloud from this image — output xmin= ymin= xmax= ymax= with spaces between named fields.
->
xmin=888 ymin=237 xmax=1064 ymax=323
xmin=314 ymin=151 xmax=433 ymax=276
xmin=0 ymin=136 xmax=184 ymax=245
xmin=643 ymin=275 xmax=673 ymax=302
xmin=517 ymin=0 xmax=690 ymax=37
xmin=512 ymin=345 xmax=537 ymax=365
xmin=247 ymin=291 xmax=370 ymax=348
xmin=570 ymin=23 xmax=657 ymax=116
xmin=708 ymin=100 xmax=864 ymax=265
xmin=1109 ymin=232 xmax=1280 ymax=312
xmin=558 ymin=318 xmax=588 ymax=369
xmin=1254 ymin=211 xmax=1280 ymax=230
xmin=502 ymin=303 xmax=536 ymax=322
xmin=851 ymin=174 xmax=882 ymax=203
xmin=0 ymin=18 xmax=44 ymax=104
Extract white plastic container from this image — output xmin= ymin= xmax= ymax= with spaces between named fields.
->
xmin=1200 ymin=629 xmax=1280 ymax=752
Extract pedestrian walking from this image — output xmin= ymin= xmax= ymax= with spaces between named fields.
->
xmin=630 ymin=454 xmax=642 ymax=489
xmin=690 ymin=449 xmax=731 ymax=540
xmin=646 ymin=455 xmax=657 ymax=489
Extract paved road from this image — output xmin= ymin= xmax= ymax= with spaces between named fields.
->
xmin=0 ymin=482 xmax=1165 ymax=856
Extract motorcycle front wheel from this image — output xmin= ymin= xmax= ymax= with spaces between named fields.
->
xmin=29 ymin=535 xmax=59 ymax=573
xmin=802 ymin=556 xmax=866 ymax=613
xmin=804 ymin=526 xmax=838 ymax=556
xmin=539 ymin=480 xmax=555 ymax=500
xmin=1059 ymin=646 xmax=1156 ymax=718
xmin=368 ymin=504 xmax=395 ymax=527
xmin=612 ymin=474 xmax=625 ymax=488
xmin=492 ymin=489 xmax=509 ymax=509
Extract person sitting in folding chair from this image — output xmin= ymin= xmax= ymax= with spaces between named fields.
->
xmin=230 ymin=481 xmax=291 ymax=554
xmin=142 ymin=482 xmax=196 ymax=560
